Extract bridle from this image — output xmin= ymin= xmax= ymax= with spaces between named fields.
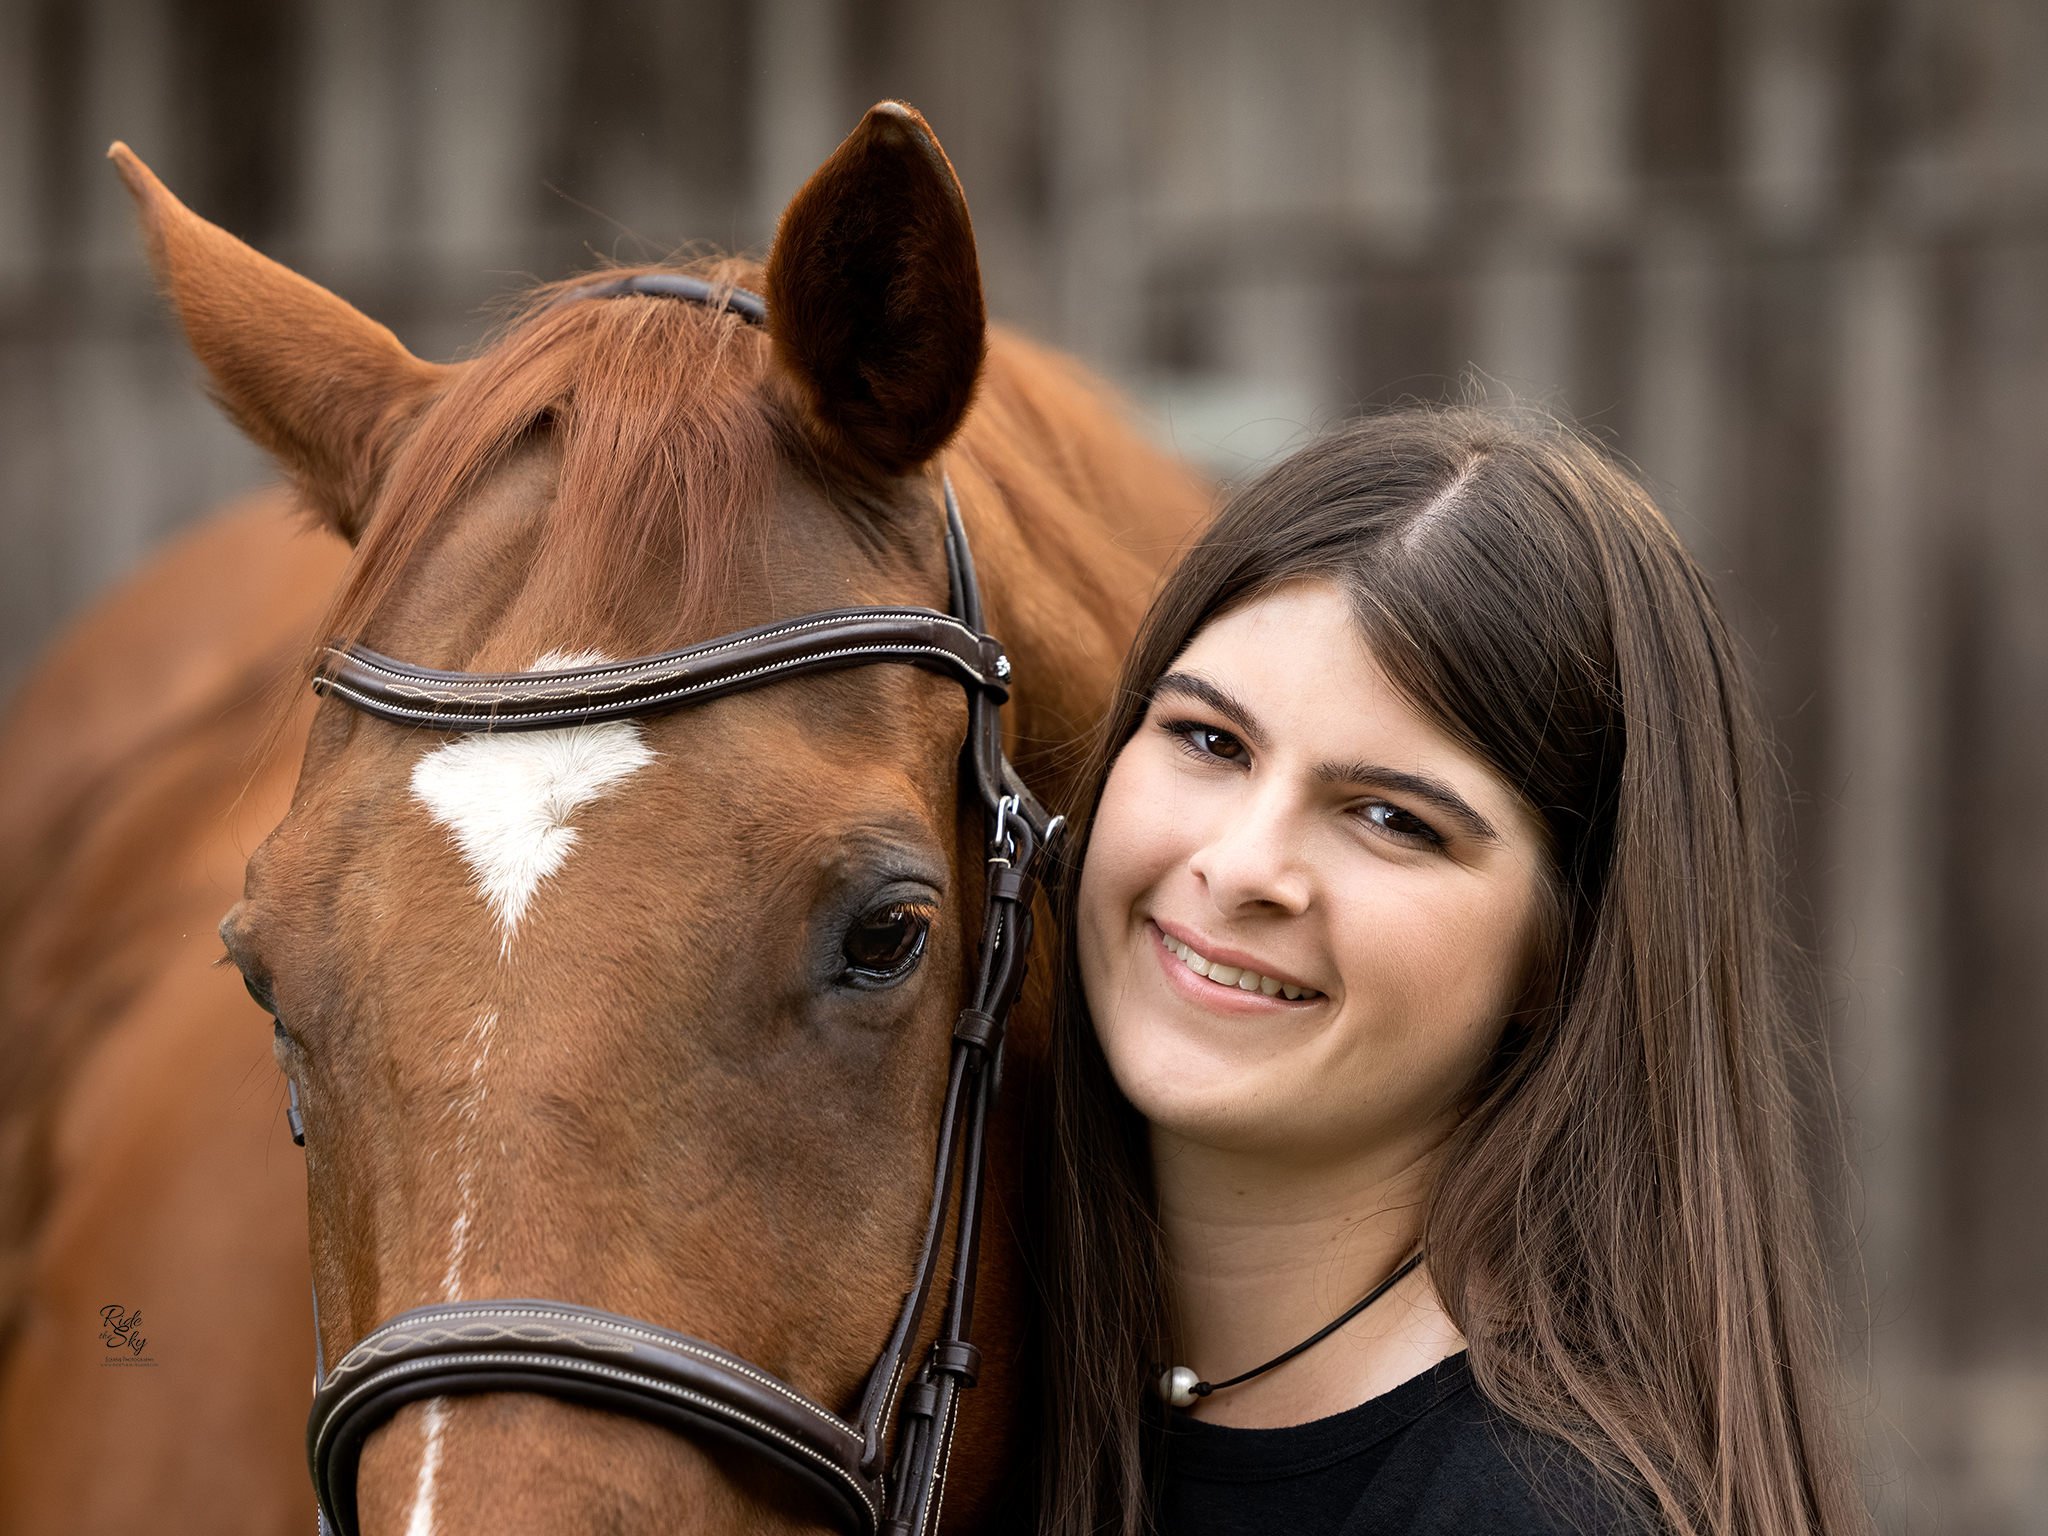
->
xmin=297 ymin=274 xmax=1062 ymax=1536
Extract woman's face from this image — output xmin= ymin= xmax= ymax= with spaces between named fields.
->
xmin=1077 ymin=581 xmax=1549 ymax=1168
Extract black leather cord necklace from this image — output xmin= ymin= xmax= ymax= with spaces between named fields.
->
xmin=1155 ymin=1250 xmax=1426 ymax=1409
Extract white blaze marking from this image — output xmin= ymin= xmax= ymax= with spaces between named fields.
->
xmin=439 ymin=1010 xmax=496 ymax=1301
xmin=402 ymin=652 xmax=640 ymax=1530
xmin=408 ymin=651 xmax=654 ymax=945
xmin=404 ymin=1398 xmax=449 ymax=1536
xmin=405 ymin=1004 xmax=492 ymax=1536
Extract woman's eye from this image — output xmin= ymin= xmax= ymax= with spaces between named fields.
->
xmin=1364 ymin=802 xmax=1440 ymax=843
xmin=1172 ymin=722 xmax=1248 ymax=763
xmin=840 ymin=902 xmax=935 ymax=983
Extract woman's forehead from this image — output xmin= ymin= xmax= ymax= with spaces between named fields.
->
xmin=1173 ymin=583 xmax=1413 ymax=742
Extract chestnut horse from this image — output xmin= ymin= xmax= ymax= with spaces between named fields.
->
xmin=0 ymin=105 xmax=1206 ymax=1534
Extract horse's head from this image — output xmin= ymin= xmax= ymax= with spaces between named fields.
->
xmin=115 ymin=104 xmax=1192 ymax=1534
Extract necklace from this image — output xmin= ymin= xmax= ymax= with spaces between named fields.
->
xmin=1155 ymin=1250 xmax=1426 ymax=1409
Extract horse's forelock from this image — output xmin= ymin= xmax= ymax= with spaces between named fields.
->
xmin=315 ymin=261 xmax=781 ymax=670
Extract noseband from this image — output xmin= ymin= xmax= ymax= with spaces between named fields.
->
xmin=297 ymin=275 xmax=1061 ymax=1536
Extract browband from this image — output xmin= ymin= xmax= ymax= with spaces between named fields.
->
xmin=315 ymin=608 xmax=1010 ymax=732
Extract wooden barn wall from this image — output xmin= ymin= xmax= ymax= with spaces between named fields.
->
xmin=2 ymin=0 xmax=2045 ymax=1528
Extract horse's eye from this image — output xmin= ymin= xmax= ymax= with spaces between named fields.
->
xmin=841 ymin=902 xmax=934 ymax=981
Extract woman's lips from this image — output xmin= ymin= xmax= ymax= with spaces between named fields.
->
xmin=1149 ymin=921 xmax=1322 ymax=1008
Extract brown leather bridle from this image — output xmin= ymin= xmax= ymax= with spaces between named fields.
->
xmin=294 ymin=276 xmax=1061 ymax=1536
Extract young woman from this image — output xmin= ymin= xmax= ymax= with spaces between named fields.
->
xmin=1036 ymin=411 xmax=1870 ymax=1535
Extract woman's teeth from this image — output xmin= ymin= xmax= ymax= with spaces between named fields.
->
xmin=1162 ymin=933 xmax=1318 ymax=1000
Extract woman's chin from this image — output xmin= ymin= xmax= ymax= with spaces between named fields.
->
xmin=1119 ymin=1067 xmax=1311 ymax=1157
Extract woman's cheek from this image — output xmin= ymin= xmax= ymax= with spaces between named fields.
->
xmin=1082 ymin=744 xmax=1174 ymax=902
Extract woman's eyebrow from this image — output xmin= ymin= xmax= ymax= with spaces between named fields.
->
xmin=1315 ymin=761 xmax=1502 ymax=844
xmin=1150 ymin=671 xmax=1266 ymax=748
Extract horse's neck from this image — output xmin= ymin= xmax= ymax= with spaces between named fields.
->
xmin=951 ymin=332 xmax=1210 ymax=810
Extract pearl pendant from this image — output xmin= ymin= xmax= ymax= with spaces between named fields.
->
xmin=1158 ymin=1365 xmax=1201 ymax=1408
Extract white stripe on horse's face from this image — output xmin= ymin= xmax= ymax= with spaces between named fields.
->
xmin=404 ymin=1397 xmax=449 ymax=1536
xmin=409 ymin=653 xmax=655 ymax=944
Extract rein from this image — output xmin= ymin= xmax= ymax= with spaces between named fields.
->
xmin=297 ymin=276 xmax=1061 ymax=1536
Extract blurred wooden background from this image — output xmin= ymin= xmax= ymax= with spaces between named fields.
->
xmin=2 ymin=0 xmax=2044 ymax=1529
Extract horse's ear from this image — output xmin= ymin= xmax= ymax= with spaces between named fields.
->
xmin=764 ymin=102 xmax=986 ymax=478
xmin=108 ymin=142 xmax=449 ymax=542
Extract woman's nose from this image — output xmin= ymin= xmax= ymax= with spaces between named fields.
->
xmin=1185 ymin=784 xmax=1311 ymax=916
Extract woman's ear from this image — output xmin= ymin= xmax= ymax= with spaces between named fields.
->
xmin=764 ymin=102 xmax=986 ymax=478
xmin=108 ymin=142 xmax=452 ymax=543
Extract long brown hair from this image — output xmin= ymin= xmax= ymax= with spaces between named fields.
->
xmin=1036 ymin=409 xmax=1869 ymax=1536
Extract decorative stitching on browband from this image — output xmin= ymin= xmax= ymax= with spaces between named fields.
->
xmin=316 ymin=1350 xmax=878 ymax=1523
xmin=319 ymin=643 xmax=997 ymax=726
xmin=331 ymin=1304 xmax=856 ymax=1433
xmin=324 ymin=608 xmax=978 ymax=695
xmin=370 ymin=642 xmax=988 ymax=705
xmin=329 ymin=1320 xmax=633 ymax=1372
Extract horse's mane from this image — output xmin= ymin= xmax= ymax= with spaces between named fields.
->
xmin=322 ymin=259 xmax=781 ymax=656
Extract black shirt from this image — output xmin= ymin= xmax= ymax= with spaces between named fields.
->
xmin=1156 ymin=1353 xmax=1654 ymax=1535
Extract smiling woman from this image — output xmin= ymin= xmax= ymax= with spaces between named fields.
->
xmin=1081 ymin=585 xmax=1546 ymax=1180
xmin=1039 ymin=412 xmax=1873 ymax=1536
